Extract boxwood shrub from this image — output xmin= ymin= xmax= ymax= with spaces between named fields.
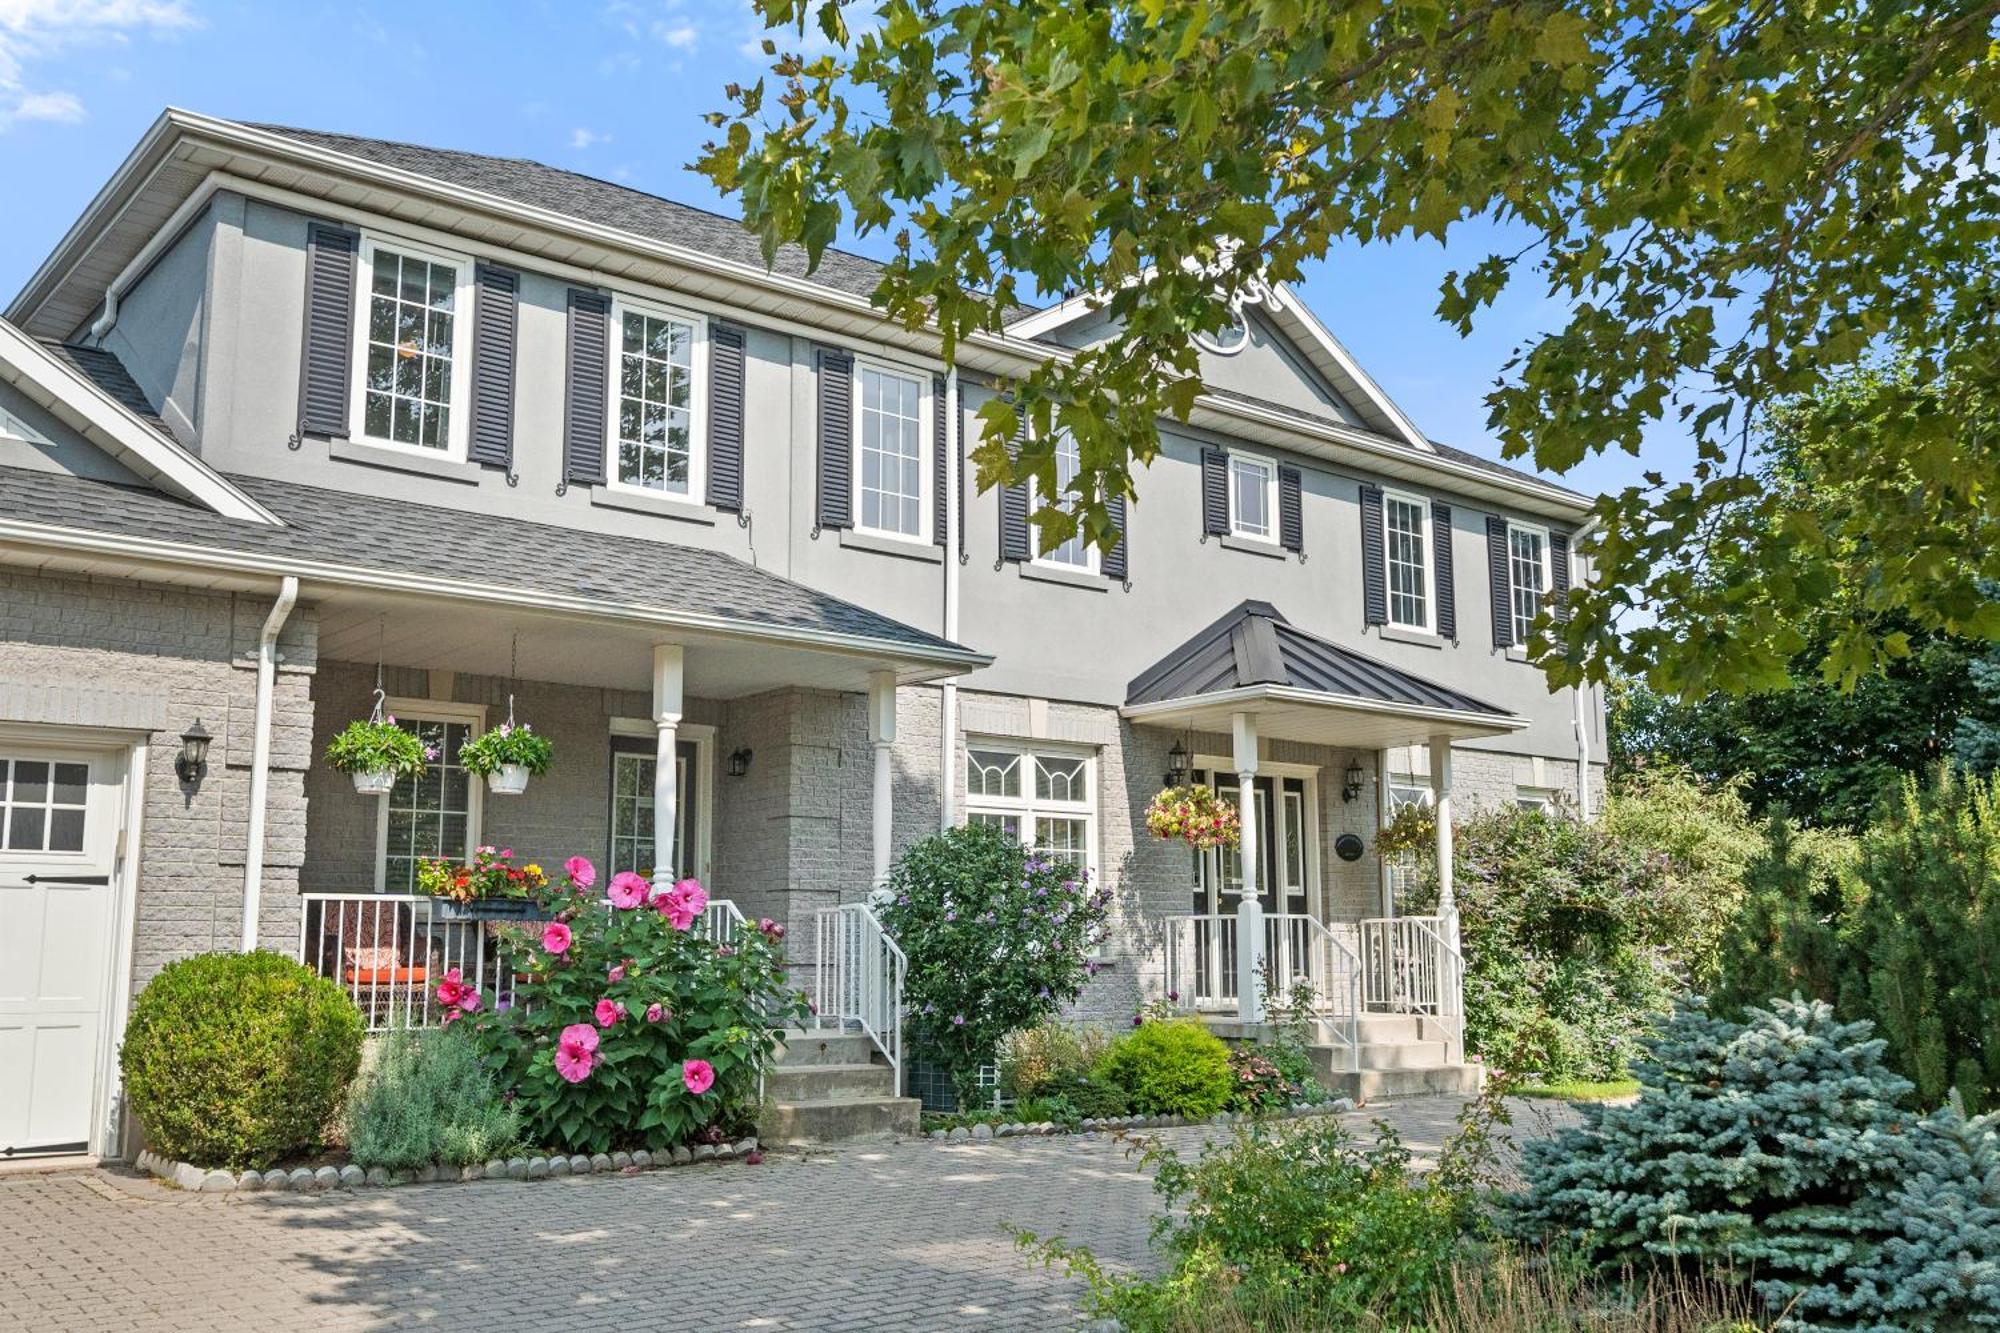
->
xmin=1099 ymin=1018 xmax=1234 ymax=1118
xmin=120 ymin=950 xmax=364 ymax=1169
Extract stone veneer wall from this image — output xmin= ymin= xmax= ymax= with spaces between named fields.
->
xmin=0 ymin=568 xmax=317 ymax=985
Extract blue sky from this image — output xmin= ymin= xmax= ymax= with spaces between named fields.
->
xmin=0 ymin=0 xmax=1679 ymax=500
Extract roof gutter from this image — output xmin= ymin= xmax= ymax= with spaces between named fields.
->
xmin=240 ymin=576 xmax=298 ymax=951
xmin=1120 ymin=683 xmax=1529 ymax=734
xmin=88 ymin=174 xmax=222 ymax=341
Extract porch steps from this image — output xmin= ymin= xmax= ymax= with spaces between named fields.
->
xmin=759 ymin=1028 xmax=920 ymax=1146
xmin=1210 ymin=1012 xmax=1484 ymax=1102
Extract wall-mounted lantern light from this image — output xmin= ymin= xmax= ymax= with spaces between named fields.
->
xmin=1341 ymin=758 xmax=1366 ymax=804
xmin=727 ymin=748 xmax=754 ymax=778
xmin=1163 ymin=739 xmax=1190 ymax=788
xmin=176 ymin=719 xmax=212 ymax=786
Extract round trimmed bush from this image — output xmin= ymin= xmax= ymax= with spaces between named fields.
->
xmin=1098 ymin=1018 xmax=1234 ymax=1118
xmin=120 ymin=950 xmax=364 ymax=1169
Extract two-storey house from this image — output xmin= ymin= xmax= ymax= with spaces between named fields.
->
xmin=0 ymin=111 xmax=1602 ymax=1158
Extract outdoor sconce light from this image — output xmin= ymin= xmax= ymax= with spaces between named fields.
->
xmin=1341 ymin=758 xmax=1366 ymax=804
xmin=727 ymin=748 xmax=754 ymax=778
xmin=1163 ymin=739 xmax=1190 ymax=788
xmin=176 ymin=719 xmax=212 ymax=786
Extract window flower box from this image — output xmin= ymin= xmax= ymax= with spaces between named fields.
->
xmin=416 ymin=847 xmax=551 ymax=920
xmin=459 ymin=722 xmax=554 ymax=796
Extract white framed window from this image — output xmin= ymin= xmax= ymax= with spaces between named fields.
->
xmin=374 ymin=701 xmax=483 ymax=894
xmin=964 ymin=741 xmax=1101 ymax=945
xmin=352 ymin=235 xmax=476 ymax=458
xmin=1507 ymin=520 xmax=1551 ymax=647
xmin=853 ymin=360 xmax=930 ymax=542
xmin=1516 ymin=785 xmax=1561 ymax=812
xmin=1229 ymin=452 xmax=1276 ymax=541
xmin=609 ymin=296 xmax=708 ymax=501
xmin=0 ymin=754 xmax=91 ymax=853
xmin=1032 ymin=430 xmax=1096 ymax=572
xmin=1383 ymin=489 xmax=1433 ymax=631
xmin=1383 ymin=768 xmax=1432 ymax=913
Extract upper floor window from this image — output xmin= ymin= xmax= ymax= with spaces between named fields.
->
xmin=854 ymin=362 xmax=929 ymax=541
xmin=1383 ymin=490 xmax=1432 ymax=630
xmin=1034 ymin=431 xmax=1095 ymax=571
xmin=1229 ymin=452 xmax=1276 ymax=541
xmin=1508 ymin=521 xmax=1551 ymax=647
xmin=354 ymin=237 xmax=474 ymax=456
xmin=611 ymin=298 xmax=707 ymax=499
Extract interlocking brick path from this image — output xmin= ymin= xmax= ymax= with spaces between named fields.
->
xmin=0 ymin=1096 xmax=1579 ymax=1333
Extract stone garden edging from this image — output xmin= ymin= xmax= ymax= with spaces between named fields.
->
xmin=134 ymin=1137 xmax=761 ymax=1194
xmin=926 ymin=1096 xmax=1359 ymax=1142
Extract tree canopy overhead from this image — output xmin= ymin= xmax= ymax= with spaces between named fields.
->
xmin=701 ymin=0 xmax=2000 ymax=695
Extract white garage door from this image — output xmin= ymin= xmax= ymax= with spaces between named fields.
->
xmin=0 ymin=745 xmax=124 ymax=1158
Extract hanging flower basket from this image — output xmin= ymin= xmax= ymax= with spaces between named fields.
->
xmin=1145 ymin=784 xmax=1241 ymax=850
xmin=459 ymin=722 xmax=554 ymax=796
xmin=323 ymin=712 xmax=430 ymax=796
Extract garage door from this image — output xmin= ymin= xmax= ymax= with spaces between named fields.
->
xmin=0 ymin=746 xmax=123 ymax=1158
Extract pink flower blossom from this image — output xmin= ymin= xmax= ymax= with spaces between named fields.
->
xmin=659 ymin=878 xmax=709 ymax=931
xmin=555 ymin=1023 xmax=599 ymax=1083
xmin=608 ymin=962 xmax=626 ymax=983
xmin=645 ymin=1002 xmax=667 ymax=1023
xmin=499 ymin=848 xmax=514 ymax=860
xmin=542 ymin=920 xmax=573 ymax=955
xmin=607 ymin=870 xmax=650 ymax=910
xmin=564 ymin=856 xmax=597 ymax=889
xmin=595 ymin=998 xmax=625 ymax=1028
xmin=458 ymin=990 xmax=482 ymax=1014
xmin=681 ymin=1059 xmax=715 ymax=1095
xmin=435 ymin=967 xmax=469 ymax=1009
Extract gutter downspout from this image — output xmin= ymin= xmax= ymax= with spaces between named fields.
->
xmin=1568 ymin=517 xmax=1603 ymax=820
xmin=90 ymin=175 xmax=222 ymax=342
xmin=241 ymin=576 xmax=299 ymax=951
xmin=940 ymin=367 xmax=961 ymax=831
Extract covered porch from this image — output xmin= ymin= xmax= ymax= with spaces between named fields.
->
xmin=1123 ymin=601 xmax=1526 ymax=1075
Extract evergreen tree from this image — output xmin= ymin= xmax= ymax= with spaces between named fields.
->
xmin=1710 ymin=818 xmax=1863 ymax=1020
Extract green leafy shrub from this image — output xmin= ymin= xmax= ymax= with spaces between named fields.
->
xmin=120 ymin=950 xmax=364 ymax=1170
xmin=470 ymin=859 xmax=807 ymax=1154
xmin=345 ymin=1027 xmax=521 ymax=1171
xmin=998 ymin=1022 xmax=1108 ymax=1101
xmin=881 ymin=823 xmax=1112 ymax=1108
xmin=1711 ymin=816 xmax=1864 ymax=1018
xmin=1064 ymin=1072 xmax=1131 ymax=1119
xmin=1097 ymin=1019 xmax=1234 ymax=1118
xmin=1224 ymin=1047 xmax=1292 ymax=1113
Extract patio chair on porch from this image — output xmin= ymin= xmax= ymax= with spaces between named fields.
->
xmin=318 ymin=900 xmax=435 ymax=1028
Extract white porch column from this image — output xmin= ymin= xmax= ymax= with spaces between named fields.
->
xmin=868 ymin=671 xmax=898 ymax=892
xmin=652 ymin=645 xmax=683 ymax=882
xmin=1232 ymin=711 xmax=1265 ymax=1023
xmin=1430 ymin=733 xmax=1455 ymax=939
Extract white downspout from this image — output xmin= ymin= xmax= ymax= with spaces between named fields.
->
xmin=91 ymin=175 xmax=223 ymax=342
xmin=1567 ymin=516 xmax=1603 ymax=820
xmin=939 ymin=367 xmax=961 ymax=831
xmin=241 ymin=575 xmax=299 ymax=951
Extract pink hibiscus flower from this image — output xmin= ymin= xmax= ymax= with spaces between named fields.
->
xmin=458 ymin=991 xmax=481 ymax=1014
xmin=659 ymin=878 xmax=709 ymax=932
xmin=542 ymin=920 xmax=573 ymax=955
xmin=607 ymin=963 xmax=626 ymax=983
xmin=595 ymin=997 xmax=625 ymax=1028
xmin=606 ymin=870 xmax=650 ymax=910
xmin=435 ymin=967 xmax=468 ymax=1009
xmin=564 ymin=856 xmax=597 ymax=890
xmin=555 ymin=1023 xmax=599 ymax=1084
xmin=682 ymin=1059 xmax=715 ymax=1095
xmin=645 ymin=1002 xmax=668 ymax=1023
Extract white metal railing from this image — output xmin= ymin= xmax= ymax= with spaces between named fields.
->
xmin=1359 ymin=914 xmax=1465 ymax=1063
xmin=299 ymin=891 xmax=745 ymax=1033
xmin=1161 ymin=911 xmax=1364 ymax=1067
xmin=812 ymin=902 xmax=906 ymax=1094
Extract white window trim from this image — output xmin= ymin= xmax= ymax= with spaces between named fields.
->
xmin=849 ymin=356 xmax=933 ymax=545
xmin=962 ymin=739 xmax=1100 ymax=942
xmin=349 ymin=232 xmax=478 ymax=462
xmin=1516 ymin=785 xmax=1561 ymax=811
xmin=1381 ymin=486 xmax=1436 ymax=633
xmin=604 ymin=294 xmax=711 ymax=507
xmin=372 ymin=699 xmax=485 ymax=895
xmin=1029 ymin=431 xmax=1100 ymax=575
xmin=1506 ymin=518 xmax=1553 ymax=648
xmin=1190 ymin=755 xmax=1321 ymax=914
xmin=1228 ymin=450 xmax=1279 ymax=544
xmin=607 ymin=718 xmax=716 ymax=885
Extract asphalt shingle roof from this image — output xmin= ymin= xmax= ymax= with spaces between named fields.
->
xmin=1126 ymin=599 xmax=1510 ymax=716
xmin=38 ymin=341 xmax=173 ymax=436
xmin=0 ymin=464 xmax=968 ymax=656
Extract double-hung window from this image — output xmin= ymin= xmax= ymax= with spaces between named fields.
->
xmin=1507 ymin=521 xmax=1551 ymax=647
xmin=376 ymin=706 xmax=481 ymax=894
xmin=1383 ymin=490 xmax=1432 ymax=631
xmin=965 ymin=742 xmax=1098 ymax=893
xmin=854 ymin=361 xmax=929 ymax=541
xmin=1229 ymin=452 xmax=1276 ymax=541
xmin=1032 ymin=431 xmax=1095 ymax=571
xmin=610 ymin=298 xmax=707 ymax=499
xmin=354 ymin=236 xmax=475 ymax=456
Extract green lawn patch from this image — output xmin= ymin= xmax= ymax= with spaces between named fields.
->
xmin=1516 ymin=1079 xmax=1641 ymax=1102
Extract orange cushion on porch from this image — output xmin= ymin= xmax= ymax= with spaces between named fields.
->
xmin=344 ymin=965 xmax=429 ymax=985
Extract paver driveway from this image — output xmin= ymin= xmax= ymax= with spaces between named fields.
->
xmin=0 ymin=1096 xmax=1579 ymax=1333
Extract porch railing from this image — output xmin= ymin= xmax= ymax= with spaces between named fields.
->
xmin=300 ymin=891 xmax=745 ymax=1033
xmin=811 ymin=902 xmax=906 ymax=1094
xmin=1160 ymin=911 xmax=1364 ymax=1069
xmin=1359 ymin=915 xmax=1465 ymax=1063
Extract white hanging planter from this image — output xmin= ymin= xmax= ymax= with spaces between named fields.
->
xmin=351 ymin=769 xmax=397 ymax=797
xmin=486 ymin=763 xmax=532 ymax=796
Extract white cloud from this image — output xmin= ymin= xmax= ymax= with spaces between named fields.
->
xmin=652 ymin=19 xmax=697 ymax=50
xmin=570 ymin=127 xmax=610 ymax=150
xmin=0 ymin=0 xmax=196 ymax=132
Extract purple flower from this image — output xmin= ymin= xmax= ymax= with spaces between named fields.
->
xmin=952 ymin=1014 xmax=966 ymax=1027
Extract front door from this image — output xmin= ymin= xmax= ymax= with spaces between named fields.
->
xmin=1188 ymin=769 xmax=1317 ymax=1007
xmin=0 ymin=744 xmax=125 ymax=1158
xmin=608 ymin=738 xmax=700 ymax=881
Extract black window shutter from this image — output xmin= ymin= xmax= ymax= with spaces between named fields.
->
xmin=999 ymin=411 xmax=1030 ymax=563
xmin=816 ymin=348 xmax=854 ymax=531
xmin=562 ymin=289 xmax=610 ymax=488
xmin=1549 ymin=531 xmax=1572 ymax=621
xmin=707 ymin=324 xmax=746 ymax=512
xmin=1486 ymin=514 xmax=1514 ymax=648
xmin=1359 ymin=482 xmax=1388 ymax=626
xmin=1432 ymin=500 xmax=1456 ymax=641
xmin=933 ymin=376 xmax=949 ymax=547
xmin=297 ymin=223 xmax=359 ymax=439
xmin=1278 ymin=464 xmax=1303 ymax=553
xmin=1200 ymin=448 xmax=1230 ymax=536
xmin=468 ymin=263 xmax=518 ymax=473
xmin=1103 ymin=491 xmax=1129 ymax=582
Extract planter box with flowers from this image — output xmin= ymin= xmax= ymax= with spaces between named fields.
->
xmin=324 ymin=715 xmax=433 ymax=796
xmin=417 ymin=846 xmax=552 ymax=921
xmin=459 ymin=721 xmax=553 ymax=796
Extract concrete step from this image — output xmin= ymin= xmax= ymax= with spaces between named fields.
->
xmin=1354 ymin=1039 xmax=1450 ymax=1070
xmin=767 ymin=1062 xmax=898 ymax=1101
xmin=773 ymin=1029 xmax=882 ymax=1068
xmin=1320 ymin=1064 xmax=1485 ymax=1103
xmin=760 ymin=1094 xmax=921 ymax=1145
xmin=1353 ymin=1014 xmax=1427 ymax=1043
